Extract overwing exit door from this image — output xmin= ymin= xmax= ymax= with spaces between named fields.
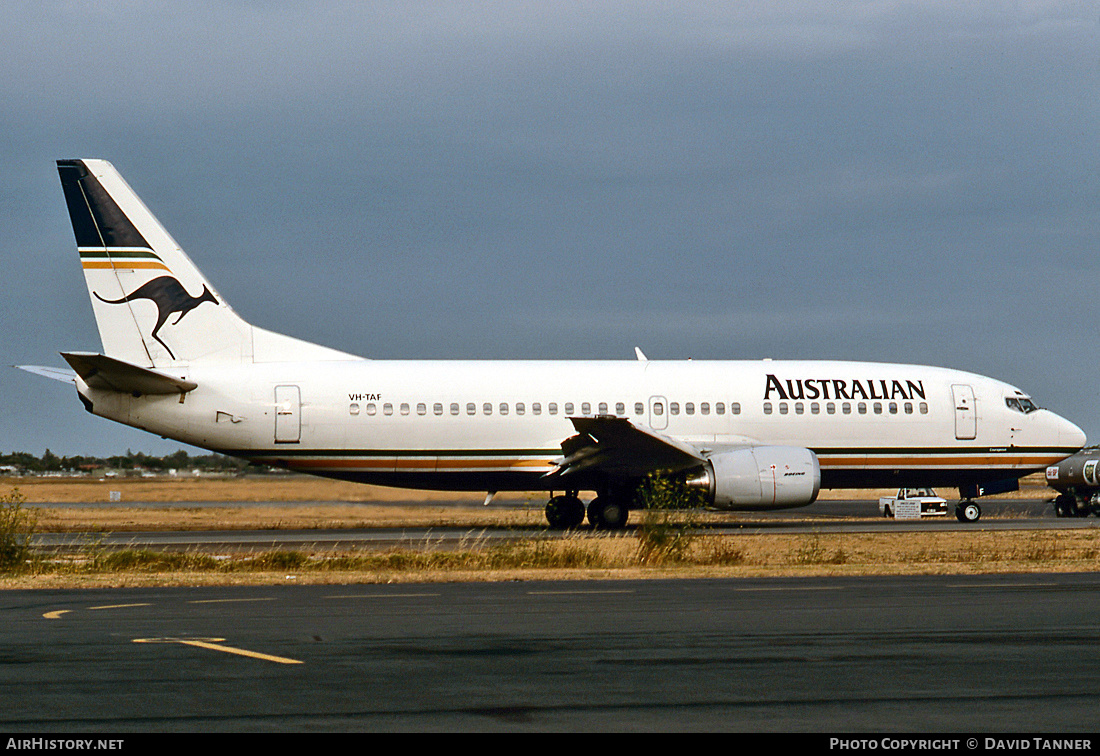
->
xmin=649 ymin=396 xmax=668 ymax=430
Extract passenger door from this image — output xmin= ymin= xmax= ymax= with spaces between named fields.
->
xmin=275 ymin=385 xmax=301 ymax=444
xmin=952 ymin=384 xmax=976 ymax=440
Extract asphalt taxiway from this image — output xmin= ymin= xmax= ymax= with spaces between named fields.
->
xmin=29 ymin=497 xmax=1100 ymax=551
xmin=7 ymin=573 xmax=1100 ymax=732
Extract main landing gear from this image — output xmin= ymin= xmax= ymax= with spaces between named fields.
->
xmin=955 ymin=500 xmax=981 ymax=522
xmin=545 ymin=491 xmax=630 ymax=530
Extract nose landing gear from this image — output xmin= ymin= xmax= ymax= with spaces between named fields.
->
xmin=955 ymin=500 xmax=982 ymax=522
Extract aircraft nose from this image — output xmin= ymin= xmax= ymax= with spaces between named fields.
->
xmin=1057 ymin=415 xmax=1087 ymax=451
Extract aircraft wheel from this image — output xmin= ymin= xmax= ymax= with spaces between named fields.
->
xmin=1054 ymin=494 xmax=1074 ymax=517
xmin=955 ymin=501 xmax=981 ymax=523
xmin=545 ymin=495 xmax=585 ymax=529
xmin=588 ymin=497 xmax=629 ymax=530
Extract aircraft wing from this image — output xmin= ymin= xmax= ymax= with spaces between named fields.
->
xmin=546 ymin=415 xmax=706 ymax=482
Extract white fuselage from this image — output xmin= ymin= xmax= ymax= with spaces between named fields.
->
xmin=79 ymin=357 xmax=1085 ymax=497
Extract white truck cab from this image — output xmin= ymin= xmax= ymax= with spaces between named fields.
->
xmin=879 ymin=488 xmax=948 ymax=518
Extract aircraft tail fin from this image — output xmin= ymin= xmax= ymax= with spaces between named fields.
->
xmin=56 ymin=159 xmax=252 ymax=367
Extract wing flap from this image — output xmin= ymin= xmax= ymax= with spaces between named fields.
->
xmin=547 ymin=415 xmax=705 ymax=481
xmin=60 ymin=352 xmax=197 ymax=395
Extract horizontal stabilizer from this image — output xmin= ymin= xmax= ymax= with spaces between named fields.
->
xmin=15 ymin=365 xmax=77 ymax=384
xmin=60 ymin=352 xmax=197 ymax=395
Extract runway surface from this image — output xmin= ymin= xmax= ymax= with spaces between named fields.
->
xmin=30 ymin=498 xmax=1100 ymax=551
xmin=5 ymin=573 xmax=1100 ymax=732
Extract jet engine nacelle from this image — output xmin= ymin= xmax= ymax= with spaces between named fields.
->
xmin=691 ymin=446 xmax=821 ymax=510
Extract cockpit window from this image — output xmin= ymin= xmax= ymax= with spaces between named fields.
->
xmin=1006 ymin=396 xmax=1039 ymax=414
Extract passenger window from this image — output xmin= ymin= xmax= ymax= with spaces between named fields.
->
xmin=716 ymin=402 xmax=725 ymax=415
xmin=842 ymin=403 xmax=852 ymax=415
xmin=634 ymin=402 xmax=645 ymax=415
xmin=549 ymin=402 xmax=558 ymax=415
xmin=731 ymin=402 xmax=741 ymax=415
xmin=532 ymin=402 xmax=542 ymax=415
xmin=858 ymin=402 xmax=867 ymax=415
xmin=700 ymin=402 xmax=710 ymax=415
xmin=888 ymin=402 xmax=897 ymax=414
xmin=826 ymin=402 xmax=836 ymax=415
xmin=400 ymin=403 xmax=410 ymax=416
xmin=450 ymin=403 xmax=460 ymax=415
xmin=349 ymin=403 xmax=360 ymax=415
xmin=810 ymin=402 xmax=819 ymax=415
xmin=919 ymin=402 xmax=929 ymax=414
xmin=366 ymin=403 xmax=377 ymax=416
xmin=794 ymin=402 xmax=804 ymax=415
xmin=466 ymin=403 xmax=476 ymax=415
xmin=763 ymin=402 xmax=772 ymax=415
xmin=383 ymin=403 xmax=393 ymax=416
xmin=653 ymin=402 xmax=664 ymax=416
xmin=565 ymin=402 xmax=575 ymax=415
xmin=581 ymin=402 xmax=591 ymax=415
xmin=598 ymin=402 xmax=608 ymax=415
xmin=779 ymin=403 xmax=788 ymax=415
xmin=416 ymin=403 xmax=426 ymax=416
xmin=516 ymin=402 xmax=525 ymax=415
xmin=904 ymin=402 xmax=913 ymax=415
xmin=483 ymin=403 xmax=493 ymax=415
xmin=670 ymin=402 xmax=680 ymax=415
xmin=685 ymin=402 xmax=695 ymax=415
xmin=434 ymin=403 xmax=443 ymax=416
xmin=615 ymin=402 xmax=625 ymax=415
xmin=873 ymin=402 xmax=882 ymax=415
xmin=499 ymin=403 xmax=508 ymax=415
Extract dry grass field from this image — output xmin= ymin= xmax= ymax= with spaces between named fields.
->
xmin=3 ymin=472 xmax=1098 ymax=589
xmin=0 ymin=472 xmax=1055 ymax=532
xmin=4 ymin=474 xmax=542 ymax=530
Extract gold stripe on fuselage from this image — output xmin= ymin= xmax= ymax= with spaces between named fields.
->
xmin=817 ymin=454 xmax=1065 ymax=469
xmin=275 ymin=451 xmax=1061 ymax=476
xmin=286 ymin=458 xmax=555 ymax=472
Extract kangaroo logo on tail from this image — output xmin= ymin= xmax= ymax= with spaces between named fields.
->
xmin=94 ymin=275 xmax=218 ymax=360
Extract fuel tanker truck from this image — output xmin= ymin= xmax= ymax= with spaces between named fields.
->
xmin=1045 ymin=447 xmax=1100 ymax=517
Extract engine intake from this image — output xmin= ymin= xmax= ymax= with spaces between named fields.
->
xmin=687 ymin=446 xmax=821 ymax=510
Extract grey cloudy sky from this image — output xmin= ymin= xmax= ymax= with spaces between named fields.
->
xmin=2 ymin=1 xmax=1098 ymax=457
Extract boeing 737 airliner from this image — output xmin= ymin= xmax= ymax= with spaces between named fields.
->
xmin=20 ymin=159 xmax=1087 ymax=527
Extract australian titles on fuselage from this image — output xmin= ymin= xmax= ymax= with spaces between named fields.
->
xmin=19 ymin=158 xmax=1088 ymax=530
xmin=764 ymin=375 xmax=926 ymax=402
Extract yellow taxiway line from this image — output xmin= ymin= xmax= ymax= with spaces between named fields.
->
xmin=133 ymin=637 xmax=302 ymax=665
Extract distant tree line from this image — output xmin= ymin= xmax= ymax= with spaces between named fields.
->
xmin=0 ymin=449 xmax=258 ymax=474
